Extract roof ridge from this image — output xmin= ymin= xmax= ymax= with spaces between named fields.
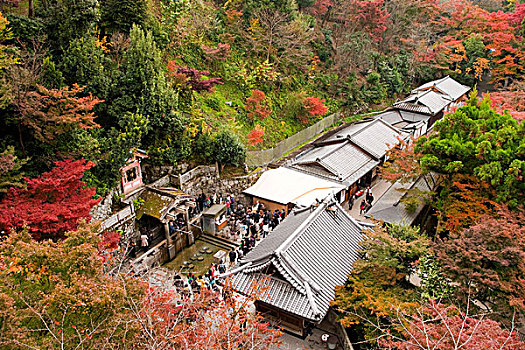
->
xmin=272 ymin=257 xmax=306 ymax=294
xmin=284 ymin=164 xmax=341 ymax=183
xmin=317 ymin=159 xmax=342 ymax=179
xmin=275 ymin=200 xmax=330 ymax=256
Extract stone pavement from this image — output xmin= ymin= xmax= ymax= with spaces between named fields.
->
xmin=270 ymin=317 xmax=344 ymax=350
xmin=345 ymin=178 xmax=392 ymax=223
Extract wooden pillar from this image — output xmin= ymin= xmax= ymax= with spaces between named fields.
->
xmin=185 ymin=209 xmax=191 ymax=233
xmin=164 ymin=222 xmax=172 ymax=260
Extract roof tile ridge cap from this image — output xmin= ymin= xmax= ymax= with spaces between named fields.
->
xmin=346 ymin=135 xmax=379 ymax=160
xmin=376 ymin=117 xmax=403 ymax=134
xmin=275 ymin=200 xmax=328 ymax=257
xmin=304 ymin=281 xmax=321 ymax=317
xmin=272 ymin=257 xmax=306 ymax=294
xmin=317 ymin=158 xmax=342 ymax=179
xmin=286 ymin=165 xmax=339 ymax=182
xmin=218 ymin=261 xmax=253 ymax=278
xmin=348 ymin=119 xmax=378 ymax=138
xmin=279 ymin=249 xmax=322 ymax=293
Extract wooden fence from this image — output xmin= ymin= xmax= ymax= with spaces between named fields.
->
xmin=246 ymin=111 xmax=343 ymax=166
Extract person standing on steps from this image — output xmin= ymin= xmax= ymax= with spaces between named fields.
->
xmin=140 ymin=233 xmax=149 ymax=252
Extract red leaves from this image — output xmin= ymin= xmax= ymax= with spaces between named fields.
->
xmin=202 ymin=43 xmax=231 ymax=61
xmin=245 ymin=89 xmax=271 ymax=121
xmin=136 ymin=287 xmax=283 ymax=349
xmin=19 ymin=84 xmax=102 ymax=144
xmin=380 ymin=300 xmax=525 ymax=350
xmin=297 ymin=95 xmax=328 ymax=124
xmin=487 ymin=87 xmax=525 ymax=121
xmin=509 ymin=3 xmax=525 ymax=30
xmin=167 ymin=62 xmax=223 ymax=93
xmin=432 ymin=0 xmax=524 ymax=83
xmin=380 ymin=137 xmax=423 ymax=183
xmin=312 ymin=0 xmax=334 ymax=16
xmin=303 ymin=96 xmax=328 ymax=116
xmin=98 ymin=230 xmax=121 ymax=251
xmin=247 ymin=125 xmax=265 ymax=146
xmin=0 ymin=159 xmax=99 ymax=241
xmin=436 ymin=205 xmax=525 ymax=320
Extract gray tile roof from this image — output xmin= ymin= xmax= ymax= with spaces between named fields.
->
xmin=398 ymin=110 xmax=431 ymax=123
xmin=394 ymin=90 xmax=453 ymax=116
xmin=290 ymin=141 xmax=380 ymax=184
xmin=227 ymin=199 xmax=365 ymax=322
xmin=365 ymin=173 xmax=440 ymax=225
xmin=347 ymin=119 xmax=404 ymax=159
xmin=322 ymin=119 xmax=404 ymax=159
xmin=413 ymin=76 xmax=470 ymax=101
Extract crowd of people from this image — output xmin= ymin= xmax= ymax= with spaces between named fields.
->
xmin=185 ymin=262 xmax=227 ymax=294
xmin=194 ymin=192 xmax=236 ymax=214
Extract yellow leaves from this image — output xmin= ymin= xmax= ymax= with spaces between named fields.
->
xmin=95 ymin=36 xmax=112 ymax=53
xmin=473 ymin=57 xmax=490 ymax=80
xmin=248 ymin=18 xmax=261 ymax=40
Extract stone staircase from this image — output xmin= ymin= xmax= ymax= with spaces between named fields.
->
xmin=199 ymin=233 xmax=237 ymax=251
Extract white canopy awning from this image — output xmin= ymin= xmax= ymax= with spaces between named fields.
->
xmin=243 ymin=168 xmax=345 ymax=207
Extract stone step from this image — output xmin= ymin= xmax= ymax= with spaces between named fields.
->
xmin=200 ymin=234 xmax=237 ymax=251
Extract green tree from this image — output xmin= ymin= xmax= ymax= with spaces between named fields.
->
xmin=100 ymin=0 xmax=148 ymax=34
xmin=417 ymin=89 xmax=525 ymax=207
xmin=0 ymin=13 xmax=17 ymax=72
xmin=109 ymin=25 xmax=181 ymax=143
xmin=212 ymin=130 xmax=246 ymax=170
xmin=36 ymin=0 xmax=100 ymax=54
xmin=61 ymin=36 xmax=111 ymax=99
xmin=332 ymin=224 xmax=431 ymax=343
xmin=0 ymin=146 xmax=27 ymax=194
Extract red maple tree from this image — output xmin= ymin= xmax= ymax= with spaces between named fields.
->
xmin=304 ymin=96 xmax=328 ymax=116
xmin=247 ymin=124 xmax=265 ymax=146
xmin=132 ymin=286 xmax=283 ymax=349
xmin=18 ymin=84 xmax=103 ymax=144
xmin=380 ymin=137 xmax=423 ymax=184
xmin=0 ymin=159 xmax=99 ymax=241
xmin=245 ymin=90 xmax=272 ymax=121
xmin=380 ymin=300 xmax=525 ymax=350
xmin=167 ymin=62 xmax=223 ymax=93
xmin=436 ymin=205 xmax=525 ymax=317
xmin=487 ymin=85 xmax=525 ymax=121
xmin=432 ymin=0 xmax=524 ymax=84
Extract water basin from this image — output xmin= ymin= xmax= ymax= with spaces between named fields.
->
xmin=164 ymin=239 xmax=225 ymax=277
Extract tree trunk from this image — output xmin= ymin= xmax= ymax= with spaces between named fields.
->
xmin=28 ymin=0 xmax=34 ymax=18
xmin=17 ymin=122 xmax=26 ymax=157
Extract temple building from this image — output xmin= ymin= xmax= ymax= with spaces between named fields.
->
xmin=224 ymin=197 xmax=368 ymax=336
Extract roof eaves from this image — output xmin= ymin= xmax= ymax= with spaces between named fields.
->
xmin=272 ymin=257 xmax=306 ymax=294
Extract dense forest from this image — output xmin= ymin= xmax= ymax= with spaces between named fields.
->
xmin=0 ymin=0 xmax=524 ymax=349
xmin=0 ymin=0 xmax=523 ymax=194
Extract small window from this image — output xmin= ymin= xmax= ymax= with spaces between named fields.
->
xmin=126 ymin=167 xmax=138 ymax=183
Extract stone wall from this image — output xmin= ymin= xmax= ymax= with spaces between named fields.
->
xmin=181 ymin=169 xmax=261 ymax=206
xmin=143 ymin=164 xmax=262 ymax=206
xmin=90 ymin=187 xmax=118 ymax=223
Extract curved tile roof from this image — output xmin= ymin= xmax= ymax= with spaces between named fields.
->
xmin=228 ymin=199 xmax=365 ymax=322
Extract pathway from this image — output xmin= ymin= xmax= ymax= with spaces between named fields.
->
xmin=345 ymin=178 xmax=392 ymax=223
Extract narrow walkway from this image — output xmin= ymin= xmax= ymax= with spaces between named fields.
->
xmin=345 ymin=178 xmax=392 ymax=223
